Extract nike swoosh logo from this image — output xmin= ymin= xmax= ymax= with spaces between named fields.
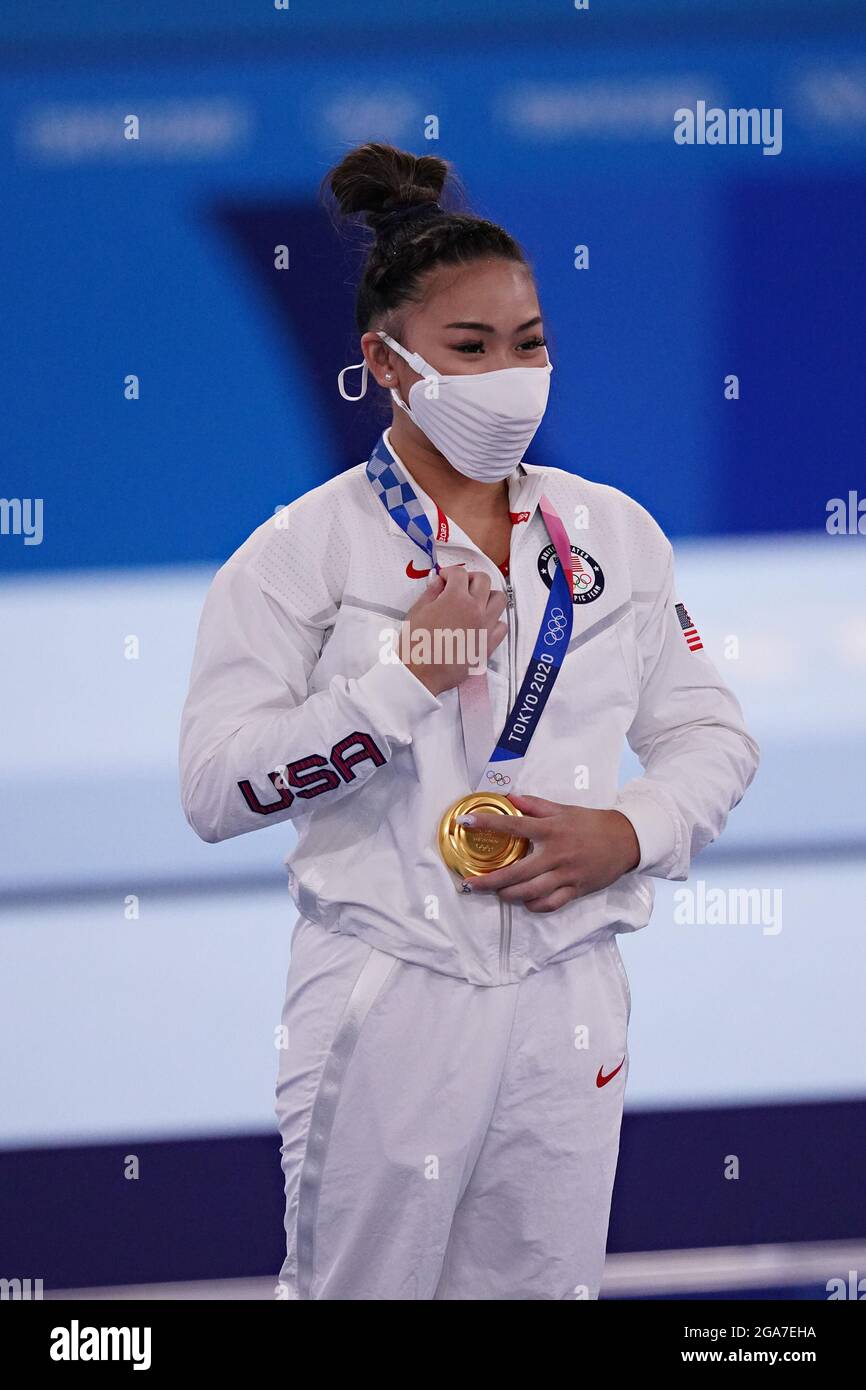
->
xmin=596 ymin=1058 xmax=625 ymax=1088
xmin=406 ymin=561 xmax=431 ymax=579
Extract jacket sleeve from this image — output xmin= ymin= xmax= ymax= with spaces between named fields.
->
xmin=178 ymin=557 xmax=441 ymax=843
xmin=614 ymin=546 xmax=760 ymax=879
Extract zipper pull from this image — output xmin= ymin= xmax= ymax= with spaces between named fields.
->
xmin=504 ymin=579 xmax=515 ymax=609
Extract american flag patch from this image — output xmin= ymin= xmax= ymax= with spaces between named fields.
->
xmin=675 ymin=602 xmax=703 ymax=652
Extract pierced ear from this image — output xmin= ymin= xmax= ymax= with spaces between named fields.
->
xmin=360 ymin=331 xmax=395 ymax=389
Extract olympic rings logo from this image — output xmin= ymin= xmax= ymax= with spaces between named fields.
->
xmin=486 ymin=770 xmax=512 ymax=786
xmin=544 ymin=607 xmax=569 ymax=645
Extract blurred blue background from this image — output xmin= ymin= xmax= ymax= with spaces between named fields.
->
xmin=1 ymin=0 xmax=864 ymax=1298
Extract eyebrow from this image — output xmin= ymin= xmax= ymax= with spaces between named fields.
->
xmin=443 ymin=316 xmax=543 ymax=334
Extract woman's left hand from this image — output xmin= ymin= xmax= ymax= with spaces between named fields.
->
xmin=461 ymin=794 xmax=641 ymax=913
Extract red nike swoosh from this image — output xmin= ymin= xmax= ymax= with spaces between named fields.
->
xmin=406 ymin=561 xmax=431 ymax=579
xmin=596 ymin=1058 xmax=625 ymax=1088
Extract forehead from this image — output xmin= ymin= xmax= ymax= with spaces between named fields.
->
xmin=406 ymin=258 xmax=539 ymax=330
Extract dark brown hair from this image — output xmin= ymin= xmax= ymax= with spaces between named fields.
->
xmin=322 ymin=142 xmax=529 ymax=335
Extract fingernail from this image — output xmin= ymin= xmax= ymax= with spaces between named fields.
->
xmin=456 ymin=814 xmax=476 ymax=826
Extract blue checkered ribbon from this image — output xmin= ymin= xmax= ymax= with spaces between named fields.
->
xmin=366 ymin=433 xmax=440 ymax=572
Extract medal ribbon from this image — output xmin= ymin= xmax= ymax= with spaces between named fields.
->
xmin=367 ymin=433 xmax=574 ymax=793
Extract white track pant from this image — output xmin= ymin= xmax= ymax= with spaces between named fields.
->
xmin=274 ymin=916 xmax=631 ymax=1300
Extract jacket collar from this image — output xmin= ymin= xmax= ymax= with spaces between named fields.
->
xmin=377 ymin=427 xmax=546 ymax=543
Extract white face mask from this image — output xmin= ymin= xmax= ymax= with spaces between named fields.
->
xmin=336 ymin=331 xmax=552 ymax=483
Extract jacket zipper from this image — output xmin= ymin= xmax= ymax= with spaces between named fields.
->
xmin=499 ymin=576 xmax=517 ymax=980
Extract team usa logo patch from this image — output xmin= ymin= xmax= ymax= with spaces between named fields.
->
xmin=675 ymin=602 xmax=704 ymax=652
xmin=537 ymin=543 xmax=605 ymax=605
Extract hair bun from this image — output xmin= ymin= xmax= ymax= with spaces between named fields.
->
xmin=321 ymin=141 xmax=526 ymax=335
xmin=325 ymin=143 xmax=449 ymax=232
xmin=375 ymin=200 xmax=443 ymax=240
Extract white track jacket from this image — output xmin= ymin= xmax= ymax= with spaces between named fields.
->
xmin=179 ymin=429 xmax=759 ymax=987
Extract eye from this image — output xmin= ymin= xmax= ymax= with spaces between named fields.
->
xmin=517 ymin=336 xmax=546 ymax=352
xmin=451 ymin=340 xmax=485 ymax=354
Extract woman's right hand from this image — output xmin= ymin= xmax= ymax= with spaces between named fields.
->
xmin=400 ymin=565 xmax=508 ymax=696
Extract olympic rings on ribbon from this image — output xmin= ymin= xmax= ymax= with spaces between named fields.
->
xmin=543 ymin=606 xmax=569 ymax=645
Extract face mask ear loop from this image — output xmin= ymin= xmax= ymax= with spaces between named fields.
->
xmin=389 ymin=387 xmax=413 ymax=418
xmin=337 ymin=360 xmax=369 ymax=401
xmin=376 ymin=330 xmax=430 ymax=377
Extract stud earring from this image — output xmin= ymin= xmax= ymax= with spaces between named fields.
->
xmin=385 ymin=372 xmax=393 ymax=379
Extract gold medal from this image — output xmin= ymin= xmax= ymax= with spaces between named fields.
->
xmin=438 ymin=792 xmax=528 ymax=878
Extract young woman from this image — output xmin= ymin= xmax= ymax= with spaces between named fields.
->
xmin=179 ymin=143 xmax=759 ymax=1301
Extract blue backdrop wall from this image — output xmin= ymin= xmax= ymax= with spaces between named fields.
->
xmin=2 ymin=0 xmax=864 ymax=572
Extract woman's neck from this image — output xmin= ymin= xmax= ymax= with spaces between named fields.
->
xmin=386 ymin=418 xmax=510 ymax=522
